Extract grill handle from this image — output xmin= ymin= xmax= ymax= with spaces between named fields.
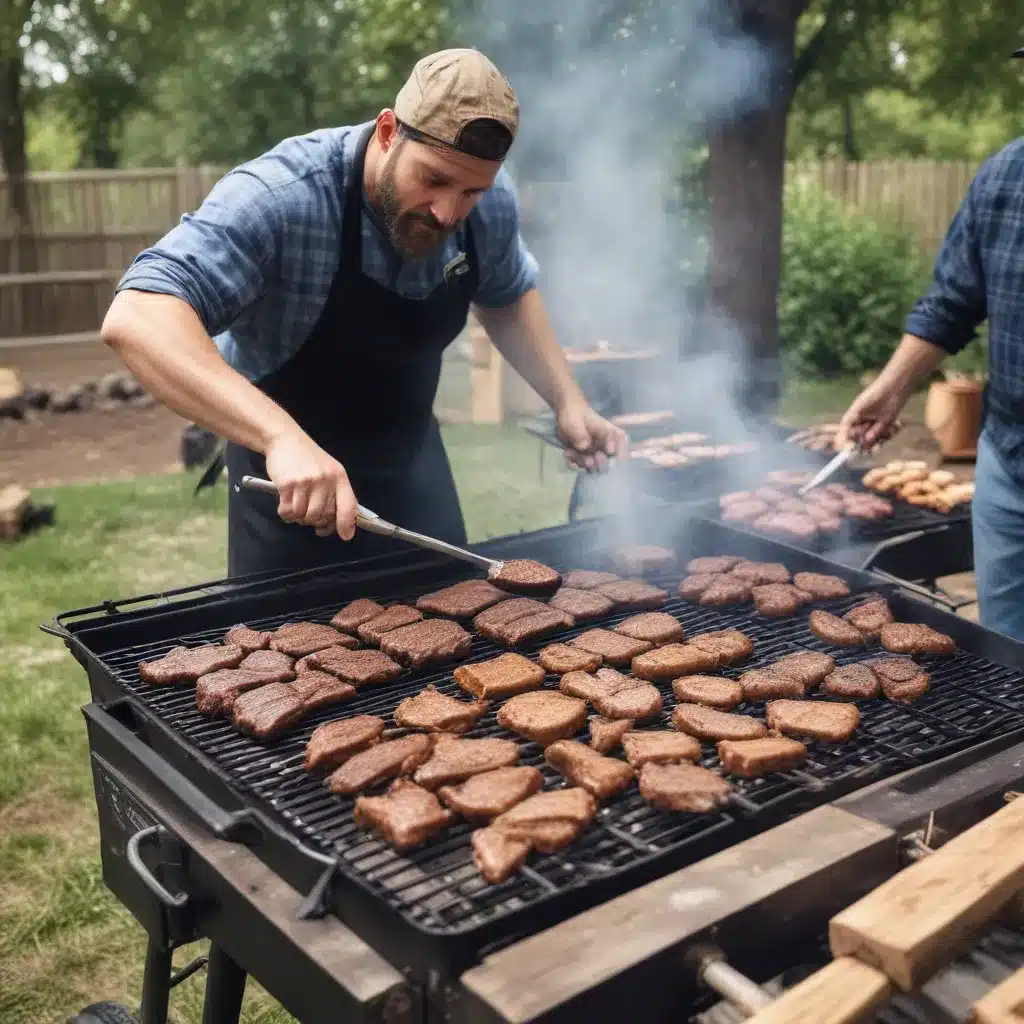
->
xmin=127 ymin=824 xmax=189 ymax=908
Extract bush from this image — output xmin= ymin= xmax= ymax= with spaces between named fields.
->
xmin=779 ymin=182 xmax=931 ymax=377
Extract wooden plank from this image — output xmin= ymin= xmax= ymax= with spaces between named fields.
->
xmin=971 ymin=965 xmax=1024 ymax=1023
xmin=0 ymin=331 xmax=102 ymax=349
xmin=830 ymin=795 xmax=1024 ymax=992
xmin=744 ymin=957 xmax=892 ymax=1024
xmin=0 ymin=269 xmax=121 ymax=286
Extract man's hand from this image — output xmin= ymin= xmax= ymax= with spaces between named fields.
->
xmin=555 ymin=401 xmax=629 ymax=472
xmin=836 ymin=377 xmax=909 ymax=452
xmin=264 ymin=429 xmax=359 ymax=540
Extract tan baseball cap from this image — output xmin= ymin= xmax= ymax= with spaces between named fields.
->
xmin=394 ymin=49 xmax=519 ymax=161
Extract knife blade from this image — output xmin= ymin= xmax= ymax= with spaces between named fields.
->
xmin=798 ymin=443 xmax=857 ymax=496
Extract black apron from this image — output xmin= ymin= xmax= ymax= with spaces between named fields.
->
xmin=225 ymin=125 xmax=477 ymax=577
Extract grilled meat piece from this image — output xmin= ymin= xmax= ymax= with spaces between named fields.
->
xmin=500 ymin=609 xmax=575 ymax=646
xmin=487 ymin=559 xmax=562 ymax=596
xmin=537 ymin=643 xmax=602 ymax=675
xmin=437 ymin=766 xmax=544 ymax=820
xmin=589 ymin=715 xmax=634 ymax=753
xmin=139 ymin=643 xmax=244 ymax=685
xmin=560 ymin=667 xmax=663 ymax=721
xmin=804 ymin=506 xmax=843 ymax=533
xmin=327 ymin=734 xmax=436 ymax=794
xmin=473 ymin=598 xmax=574 ymax=646
xmin=843 ymin=598 xmax=894 ymax=639
xmin=867 ymin=657 xmax=931 ymax=701
xmin=699 ymin=576 xmax=752 ymax=606
xmin=394 ymin=684 xmax=489 ymax=733
xmin=632 ymin=643 xmax=719 ymax=681
xmin=738 ymin=668 xmax=807 ymax=701
xmin=497 ymin=690 xmax=588 ymax=746
xmin=415 ymin=579 xmax=506 ymax=619
xmin=843 ymin=496 xmax=893 ymax=521
xmin=765 ymin=699 xmax=860 ymax=743
xmin=238 ymin=649 xmax=296 ymax=683
xmin=413 ymin=736 xmax=521 ymax=790
xmin=307 ymin=647 xmax=403 ymax=687
xmin=754 ymin=513 xmax=820 ymax=542
xmin=821 ymin=663 xmax=880 ymax=700
xmin=378 ymin=618 xmax=474 ymax=668
xmin=879 ymin=623 xmax=955 ymax=657
xmin=678 ymin=573 xmax=722 ymax=600
xmin=621 ymin=730 xmax=701 ymax=767
xmin=751 ymin=583 xmax=805 ymax=618
xmin=270 ymin=622 xmax=357 ymax=657
xmin=754 ymin=486 xmax=791 ymax=504
xmin=722 ymin=500 xmax=771 ymax=523
xmin=305 ymin=715 xmax=386 ymax=772
xmin=561 ymin=570 xmax=621 ymax=590
xmin=290 ymin=670 xmax=357 ymax=712
xmin=474 ymin=597 xmax=548 ymax=632
xmin=730 ymin=561 xmax=791 ymax=585
xmin=454 ymin=652 xmax=546 ymax=699
xmin=770 ymin=651 xmax=836 ymax=690
xmin=717 ymin=737 xmax=807 ymax=777
xmin=232 ymin=682 xmax=306 ymax=740
xmin=688 ymin=630 xmax=754 ymax=665
xmin=330 ymin=598 xmax=385 ymax=632
xmin=719 ymin=491 xmax=757 ymax=506
xmin=594 ymin=579 xmax=668 ymax=610
xmin=638 ymin=762 xmax=733 ymax=812
xmin=792 ymin=572 xmax=851 ymax=600
xmin=613 ymin=545 xmax=675 ymax=576
xmin=548 ymin=586 xmax=616 ymax=621
xmin=809 ymin=610 xmax=867 ymax=647
xmin=357 ymin=605 xmax=424 ymax=645
xmin=687 ymin=556 xmax=743 ymax=575
xmin=224 ymin=624 xmax=272 ymax=652
xmin=354 ymin=778 xmax=455 ymax=850
xmin=545 ymin=740 xmax=635 ymax=800
xmin=671 ymin=675 xmax=743 ymax=710
xmin=471 ymin=828 xmax=533 ymax=885
xmin=568 ymin=628 xmax=653 ymax=666
xmin=672 ymin=704 xmax=767 ymax=741
xmin=195 ymin=668 xmax=273 ymax=715
xmin=613 ymin=612 xmax=684 ymax=645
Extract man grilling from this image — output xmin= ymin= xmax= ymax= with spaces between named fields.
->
xmin=101 ymin=48 xmax=627 ymax=577
xmin=836 ymin=47 xmax=1024 ymax=640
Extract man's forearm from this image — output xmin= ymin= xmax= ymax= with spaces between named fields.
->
xmin=876 ymin=334 xmax=948 ymax=398
xmin=101 ymin=290 xmax=298 ymax=454
xmin=473 ymin=289 xmax=585 ymax=411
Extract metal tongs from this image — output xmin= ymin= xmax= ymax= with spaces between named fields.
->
xmin=238 ymin=475 xmax=504 ymax=574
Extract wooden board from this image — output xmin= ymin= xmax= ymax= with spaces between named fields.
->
xmin=744 ymin=957 xmax=892 ymax=1024
xmin=971 ymin=966 xmax=1024 ymax=1024
xmin=830 ymin=795 xmax=1024 ymax=992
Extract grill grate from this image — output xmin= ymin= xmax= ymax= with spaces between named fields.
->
xmin=94 ymin=568 xmax=1024 ymax=943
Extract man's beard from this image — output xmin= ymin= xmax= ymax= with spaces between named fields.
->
xmin=376 ymin=165 xmax=458 ymax=258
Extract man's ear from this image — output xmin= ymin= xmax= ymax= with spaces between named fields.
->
xmin=376 ymin=110 xmax=400 ymax=153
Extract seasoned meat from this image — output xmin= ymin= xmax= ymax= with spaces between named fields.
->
xmin=454 ymin=652 xmax=546 ymax=699
xmin=354 ymin=779 xmax=455 ymax=850
xmin=672 ymin=704 xmax=767 ymax=741
xmin=671 ymin=675 xmax=743 ymax=710
xmin=561 ymin=667 xmax=663 ymax=721
xmin=879 ymin=623 xmax=955 ymax=657
xmin=305 ymin=715 xmax=386 ymax=772
xmin=775 ymin=497 xmax=811 ymax=515
xmin=545 ymin=740 xmax=635 ymax=800
xmin=548 ymin=586 xmax=616 ymax=621
xmin=568 ymin=628 xmax=653 ymax=666
xmin=589 ymin=715 xmax=634 ymax=753
xmin=765 ymin=699 xmax=860 ymax=743
xmin=270 ymin=622 xmax=357 ymax=657
xmin=809 ymin=610 xmax=867 ymax=647
xmin=413 ymin=736 xmax=521 ymax=790
xmin=537 ymin=643 xmax=602 ymax=675
xmin=474 ymin=597 xmax=548 ymax=632
xmin=632 ymin=643 xmax=719 ymax=681
xmin=699 ymin=576 xmax=751 ymax=606
xmin=306 ymin=647 xmax=403 ymax=687
xmin=613 ymin=612 xmax=684 ymax=645
xmin=437 ymin=766 xmax=544 ymax=820
xmin=867 ymin=657 xmax=931 ymax=701
xmin=487 ymin=559 xmax=562 ymax=596
xmin=497 ymin=690 xmax=588 ymax=746
xmin=471 ymin=828 xmax=533 ymax=885
xmin=330 ymin=598 xmax=385 ymax=632
xmin=751 ymin=583 xmax=804 ymax=618
xmin=238 ymin=649 xmax=296 ymax=683
xmin=754 ymin=513 xmax=820 ymax=542
xmin=792 ymin=572 xmax=851 ymax=600
xmin=139 ymin=644 xmax=244 ymax=685
xmin=687 ymin=555 xmax=743 ymax=575
xmin=196 ymin=668 xmax=273 ymax=715
xmin=415 ymin=579 xmax=506 ymax=619
xmin=594 ymin=579 xmax=669 ymax=610
xmin=638 ymin=762 xmax=733 ymax=812
xmin=730 ymin=561 xmax=791 ymax=585
xmin=561 ymin=570 xmax=622 ymax=590
xmin=717 ymin=737 xmax=807 ymax=777
xmin=722 ymin=500 xmax=770 ymax=522
xmin=719 ymin=491 xmax=758 ymax=507
xmin=357 ymin=605 xmax=424 ymax=645
xmin=379 ymin=618 xmax=474 ymax=667
xmin=804 ymin=505 xmax=844 ymax=533
xmin=394 ymin=684 xmax=489 ymax=733
xmin=613 ymin=545 xmax=676 ymax=576
xmin=844 ymin=496 xmax=893 ymax=520
xmin=821 ymin=663 xmax=880 ymax=700
xmin=688 ymin=630 xmax=754 ymax=665
xmin=290 ymin=670 xmax=357 ymax=712
xmin=500 ymin=609 xmax=576 ymax=646
xmin=678 ymin=573 xmax=722 ymax=600
xmin=771 ymin=651 xmax=836 ymax=690
xmin=473 ymin=598 xmax=574 ymax=646
xmin=224 ymin=624 xmax=272 ymax=652
xmin=738 ymin=668 xmax=806 ymax=701
xmin=843 ymin=598 xmax=894 ymax=639
xmin=232 ymin=682 xmax=307 ymax=740
xmin=327 ymin=734 xmax=436 ymax=794
xmin=754 ymin=486 xmax=791 ymax=504
xmin=621 ymin=730 xmax=701 ymax=767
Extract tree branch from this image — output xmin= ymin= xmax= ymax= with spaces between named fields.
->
xmin=792 ymin=0 xmax=843 ymax=89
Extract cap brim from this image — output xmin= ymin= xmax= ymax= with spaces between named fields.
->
xmin=1013 ymin=47 xmax=1024 ymax=58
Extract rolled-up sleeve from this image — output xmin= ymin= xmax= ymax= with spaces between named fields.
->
xmin=117 ymin=169 xmax=281 ymax=337
xmin=472 ymin=171 xmax=539 ymax=309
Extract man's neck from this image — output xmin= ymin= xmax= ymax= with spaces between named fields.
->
xmin=362 ymin=132 xmax=381 ymax=209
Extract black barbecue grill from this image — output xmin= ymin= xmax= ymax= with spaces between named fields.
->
xmin=50 ymin=510 xmax=1023 ymax=1023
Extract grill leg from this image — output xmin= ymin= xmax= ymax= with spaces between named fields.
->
xmin=139 ymin=939 xmax=173 ymax=1024
xmin=201 ymin=944 xmax=246 ymax=1024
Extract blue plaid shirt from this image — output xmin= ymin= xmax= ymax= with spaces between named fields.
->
xmin=117 ymin=122 xmax=538 ymax=382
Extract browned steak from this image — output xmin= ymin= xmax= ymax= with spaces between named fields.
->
xmin=699 ymin=576 xmax=752 ymax=606
xmin=792 ymin=572 xmax=851 ymax=600
xmin=560 ymin=667 xmax=663 ymax=721
xmin=809 ymin=610 xmax=867 ymax=646
xmin=621 ymin=730 xmax=701 ymax=767
xmin=588 ymin=715 xmax=634 ymax=753
xmin=354 ymin=778 xmax=455 ymax=850
xmin=722 ymin=500 xmax=771 ymax=523
xmin=765 ymin=699 xmax=860 ymax=742
xmin=139 ymin=644 xmax=244 ymax=685
xmin=613 ymin=545 xmax=675 ymax=576
xmin=307 ymin=647 xmax=403 ymax=687
xmin=754 ymin=486 xmax=791 ymax=504
xmin=688 ymin=629 xmax=755 ymax=665
xmin=568 ymin=628 xmax=653 ymax=666
xmin=594 ymin=579 xmax=668 ymax=610
xmin=687 ymin=555 xmax=743 ymax=575
xmin=843 ymin=598 xmax=894 ymax=639
xmin=632 ymin=643 xmax=719 ymax=681
xmin=379 ymin=618 xmax=474 ymax=668
xmin=238 ymin=649 xmax=296 ymax=683
xmin=843 ymin=496 xmax=894 ymax=521
xmin=548 ymin=586 xmax=616 ymax=621
xmin=270 ymin=622 xmax=357 ymax=657
xmin=771 ymin=651 xmax=836 ymax=689
xmin=437 ymin=766 xmax=544 ymax=820
xmin=290 ymin=670 xmax=357 ymax=712
xmin=613 ymin=612 xmax=684 ymax=645
xmin=561 ymin=569 xmax=622 ymax=590
xmin=415 ymin=579 xmax=506 ymax=619
xmin=473 ymin=598 xmax=573 ymax=646
xmin=195 ymin=669 xmax=271 ymax=715
xmin=487 ymin=559 xmax=562 ymax=596
xmin=820 ymin=663 xmax=880 ymax=700
xmin=454 ymin=652 xmax=545 ymax=699
xmin=678 ymin=573 xmax=723 ymax=600
xmin=357 ymin=605 xmax=424 ymax=645
xmin=499 ymin=609 xmax=575 ymax=646
xmin=738 ymin=668 xmax=806 ymax=701
xmin=671 ymin=675 xmax=743 ymax=710
xmin=537 ymin=643 xmax=602 ymax=675
xmin=327 ymin=734 xmax=436 ymax=794
xmin=304 ymin=715 xmax=385 ymax=772
xmin=751 ymin=583 xmax=803 ymax=618
xmin=330 ymin=598 xmax=385 ymax=632
xmin=717 ymin=737 xmax=807 ymax=777
xmin=412 ymin=736 xmax=521 ymax=790
xmin=730 ymin=561 xmax=791 ymax=585
xmin=879 ymin=623 xmax=955 ymax=657
xmin=496 ymin=690 xmax=588 ymax=746
xmin=754 ymin=513 xmax=820 ymax=542
xmin=224 ymin=624 xmax=272 ymax=652
xmin=672 ymin=704 xmax=767 ymax=741
xmin=471 ymin=828 xmax=532 ymax=884
xmin=804 ymin=505 xmax=843 ymax=533
xmin=232 ymin=682 xmax=307 ymax=739
xmin=638 ymin=762 xmax=733 ymax=812
xmin=474 ymin=597 xmax=548 ymax=632
xmin=545 ymin=739 xmax=635 ymax=800
xmin=867 ymin=657 xmax=931 ymax=701
xmin=394 ymin=685 xmax=489 ymax=733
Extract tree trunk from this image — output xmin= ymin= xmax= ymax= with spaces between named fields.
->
xmin=0 ymin=49 xmax=36 ymax=271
